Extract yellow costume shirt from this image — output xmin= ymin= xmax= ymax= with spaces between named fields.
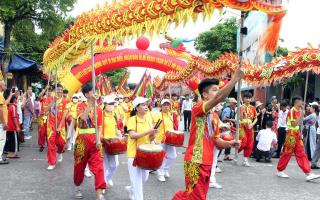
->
xmin=103 ymin=111 xmax=117 ymax=139
xmin=154 ymin=112 xmax=173 ymax=144
xmin=127 ymin=115 xmax=153 ymax=158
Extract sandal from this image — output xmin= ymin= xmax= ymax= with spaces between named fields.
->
xmin=223 ymin=157 xmax=233 ymax=161
xmin=7 ymin=155 xmax=20 ymax=159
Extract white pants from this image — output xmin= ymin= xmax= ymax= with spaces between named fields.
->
xmin=128 ymin=158 xmax=149 ymax=200
xmin=0 ymin=125 xmax=6 ymax=161
xmin=158 ymin=144 xmax=177 ymax=176
xmin=103 ymin=152 xmax=119 ymax=182
xmin=210 ymin=147 xmax=220 ymax=183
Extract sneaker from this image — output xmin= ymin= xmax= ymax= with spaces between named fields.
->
xmin=311 ymin=165 xmax=320 ymax=169
xmin=276 ymin=171 xmax=289 ymax=178
xmin=47 ymin=165 xmax=56 ymax=171
xmin=39 ymin=147 xmax=44 ymax=152
xmin=215 ymin=167 xmax=222 ymax=173
xmin=164 ymin=171 xmax=170 ymax=178
xmin=306 ymin=173 xmax=320 ymax=181
xmin=0 ymin=160 xmax=9 ymax=164
xmin=243 ymin=160 xmax=251 ymax=167
xmin=57 ymin=153 xmax=63 ymax=162
xmin=24 ymin=136 xmax=32 ymax=140
xmin=96 ymin=195 xmax=105 ymax=200
xmin=157 ymin=175 xmax=166 ymax=182
xmin=67 ymin=146 xmax=72 ymax=151
xmin=125 ymin=186 xmax=134 ymax=200
xmin=85 ymin=170 xmax=92 ymax=178
xmin=107 ymin=179 xmax=114 ymax=187
xmin=209 ymin=182 xmax=222 ymax=189
xmin=74 ymin=189 xmax=83 ymax=199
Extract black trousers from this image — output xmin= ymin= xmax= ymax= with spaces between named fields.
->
xmin=4 ymin=131 xmax=17 ymax=153
xmin=276 ymin=127 xmax=286 ymax=157
xmin=183 ymin=110 xmax=191 ymax=131
xmin=256 ymin=149 xmax=271 ymax=161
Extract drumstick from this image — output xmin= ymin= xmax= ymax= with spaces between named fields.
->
xmin=154 ymin=120 xmax=163 ymax=129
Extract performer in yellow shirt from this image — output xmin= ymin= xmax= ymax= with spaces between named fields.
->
xmin=126 ymin=97 xmax=157 ymax=200
xmin=102 ymin=95 xmax=122 ymax=187
xmin=66 ymin=94 xmax=79 ymax=151
xmin=114 ymin=95 xmax=128 ymax=132
xmin=124 ymin=96 xmax=133 ymax=133
xmin=154 ymin=99 xmax=177 ymax=182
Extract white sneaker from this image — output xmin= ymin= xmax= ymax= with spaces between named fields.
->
xmin=209 ymin=182 xmax=222 ymax=189
xmin=306 ymin=173 xmax=320 ymax=181
xmin=24 ymin=136 xmax=32 ymax=140
xmin=243 ymin=160 xmax=251 ymax=167
xmin=164 ymin=171 xmax=170 ymax=178
xmin=157 ymin=175 xmax=166 ymax=182
xmin=125 ymin=186 xmax=134 ymax=200
xmin=96 ymin=195 xmax=105 ymax=200
xmin=85 ymin=170 xmax=92 ymax=178
xmin=57 ymin=153 xmax=63 ymax=162
xmin=276 ymin=171 xmax=289 ymax=178
xmin=215 ymin=167 xmax=222 ymax=173
xmin=74 ymin=188 xmax=83 ymax=199
xmin=107 ymin=179 xmax=114 ymax=187
xmin=47 ymin=165 xmax=56 ymax=171
xmin=67 ymin=146 xmax=72 ymax=151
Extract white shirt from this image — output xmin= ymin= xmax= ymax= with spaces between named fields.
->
xmin=256 ymin=128 xmax=277 ymax=151
xmin=181 ymin=99 xmax=192 ymax=112
xmin=277 ymin=109 xmax=288 ymax=128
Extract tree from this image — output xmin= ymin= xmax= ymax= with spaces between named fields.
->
xmin=0 ymin=0 xmax=76 ymax=80
xmin=194 ymin=17 xmax=238 ymax=61
xmin=104 ymin=68 xmax=129 ymax=87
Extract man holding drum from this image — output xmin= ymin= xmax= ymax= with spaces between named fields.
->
xmin=172 ymin=69 xmax=243 ymax=200
xmin=73 ymin=84 xmax=106 ymax=200
xmin=102 ymin=95 xmax=122 ymax=187
xmin=126 ymin=96 xmax=158 ymax=200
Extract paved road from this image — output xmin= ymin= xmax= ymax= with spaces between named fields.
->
xmin=1 ymin=119 xmax=320 ymax=200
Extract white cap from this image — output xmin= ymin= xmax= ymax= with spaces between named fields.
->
xmin=132 ymin=97 xmax=149 ymax=109
xmin=72 ymin=94 xmax=78 ymax=98
xmin=161 ymin=99 xmax=171 ymax=105
xmin=103 ymin=95 xmax=116 ymax=104
xmin=118 ymin=94 xmax=124 ymax=99
xmin=309 ymin=102 xmax=319 ymax=106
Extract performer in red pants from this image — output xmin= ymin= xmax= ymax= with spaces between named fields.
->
xmin=37 ymin=86 xmax=52 ymax=152
xmin=46 ymin=84 xmax=68 ymax=170
xmin=238 ymin=92 xmax=257 ymax=167
xmin=73 ymin=84 xmax=106 ymax=200
xmin=172 ymin=71 xmax=242 ymax=200
xmin=276 ymin=96 xmax=320 ymax=181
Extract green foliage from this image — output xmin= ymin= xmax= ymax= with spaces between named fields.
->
xmin=0 ymin=0 xmax=76 ymax=65
xmin=104 ymin=68 xmax=129 ymax=87
xmin=194 ymin=17 xmax=238 ymax=61
xmin=275 ymin=46 xmax=289 ymax=58
xmin=128 ymin=83 xmax=137 ymax=90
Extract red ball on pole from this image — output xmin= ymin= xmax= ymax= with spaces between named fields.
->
xmin=136 ymin=36 xmax=150 ymax=50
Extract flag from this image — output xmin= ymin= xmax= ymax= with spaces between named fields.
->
xmin=117 ymin=72 xmax=131 ymax=96
xmin=133 ymin=70 xmax=148 ymax=97
xmin=145 ymin=74 xmax=154 ymax=98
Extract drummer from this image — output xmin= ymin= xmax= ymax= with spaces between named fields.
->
xmin=155 ymin=99 xmax=177 ymax=182
xmin=102 ymin=95 xmax=122 ymax=187
xmin=124 ymin=96 xmax=133 ymax=133
xmin=126 ymin=97 xmax=158 ymax=200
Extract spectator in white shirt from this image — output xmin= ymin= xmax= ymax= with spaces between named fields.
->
xmin=275 ymin=101 xmax=289 ymax=158
xmin=256 ymin=120 xmax=277 ymax=163
xmin=181 ymin=94 xmax=192 ymax=131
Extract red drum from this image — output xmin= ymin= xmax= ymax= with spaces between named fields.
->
xmin=135 ymin=144 xmax=165 ymax=170
xmin=165 ymin=130 xmax=184 ymax=147
xmin=102 ymin=137 xmax=127 ymax=155
xmin=219 ymin=127 xmax=235 ymax=141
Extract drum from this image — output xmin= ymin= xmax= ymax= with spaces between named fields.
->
xmin=220 ymin=127 xmax=235 ymax=141
xmin=102 ymin=137 xmax=127 ymax=155
xmin=135 ymin=144 xmax=165 ymax=170
xmin=165 ymin=130 xmax=184 ymax=147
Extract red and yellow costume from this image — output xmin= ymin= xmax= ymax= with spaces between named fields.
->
xmin=47 ymin=98 xmax=68 ymax=165
xmin=173 ymin=102 xmax=220 ymax=200
xmin=38 ymin=96 xmax=51 ymax=148
xmin=74 ymin=102 xmax=106 ymax=190
xmin=172 ymin=99 xmax=180 ymax=131
xmin=277 ymin=107 xmax=311 ymax=173
xmin=238 ymin=104 xmax=257 ymax=157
